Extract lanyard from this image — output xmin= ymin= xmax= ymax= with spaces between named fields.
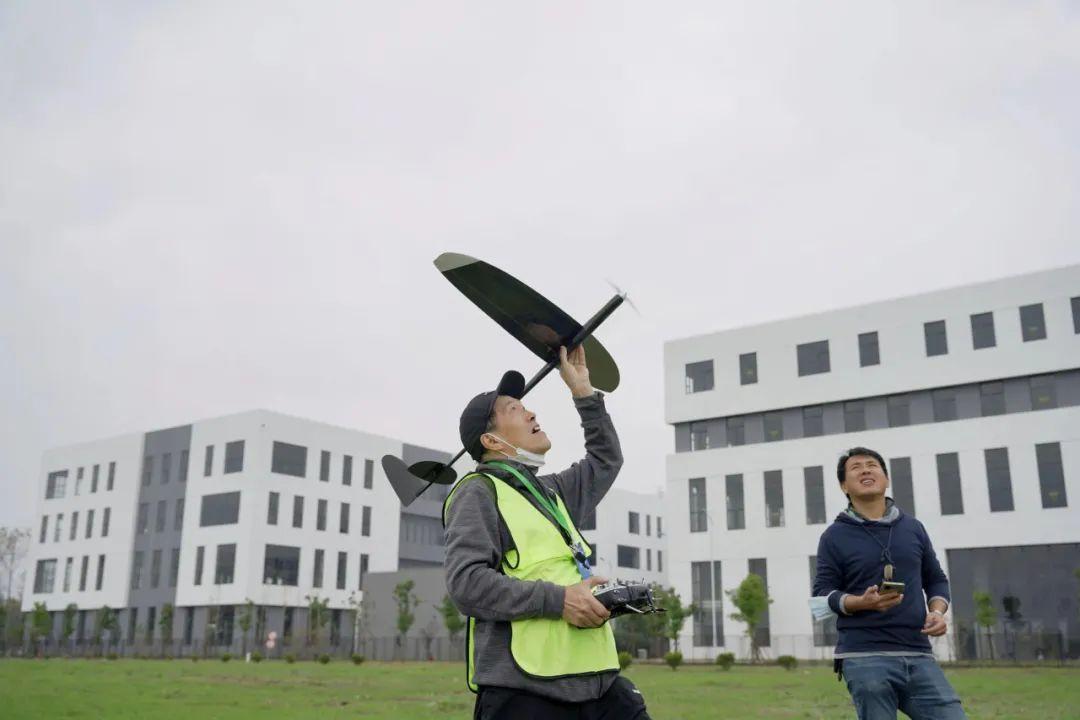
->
xmin=489 ymin=461 xmax=591 ymax=579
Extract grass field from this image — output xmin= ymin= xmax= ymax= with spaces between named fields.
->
xmin=1 ymin=659 xmax=1077 ymax=719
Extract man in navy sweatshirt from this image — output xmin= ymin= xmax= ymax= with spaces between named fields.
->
xmin=813 ymin=447 xmax=967 ymax=720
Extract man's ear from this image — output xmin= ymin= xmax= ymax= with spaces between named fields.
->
xmin=479 ymin=433 xmax=501 ymax=453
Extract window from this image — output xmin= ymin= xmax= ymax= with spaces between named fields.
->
xmin=224 ymin=440 xmax=245 ymax=474
xmin=95 ymin=555 xmax=105 ymax=591
xmin=170 ymin=548 xmax=180 ymax=588
xmin=361 ymin=506 xmax=372 ymax=536
xmin=932 ymin=388 xmax=957 ymax=422
xmin=1036 ymin=442 xmax=1067 ymax=509
xmin=802 ymin=406 xmax=824 ymax=437
xmin=292 ymin=496 xmax=304 ymax=528
xmin=173 ymin=500 xmax=183 ymax=531
xmin=887 ymin=395 xmax=911 ymax=427
xmin=161 ymin=453 xmax=171 ymax=484
xmin=685 ymin=360 xmax=714 ymax=393
xmin=980 ymin=382 xmax=1006 ymax=416
xmin=199 ymin=492 xmax=241 ymax=526
xmin=101 ymin=508 xmax=110 ymax=537
xmin=617 ymin=545 xmax=640 ymax=569
xmin=146 ymin=607 xmax=156 ymax=642
xmin=1030 ymin=375 xmax=1057 ymax=410
xmin=628 ymin=511 xmax=640 ymax=534
xmin=936 ymin=453 xmax=964 ymax=515
xmin=1073 ymin=296 xmax=1080 ymax=334
xmin=215 ymin=544 xmax=236 ymax=584
xmin=858 ymin=331 xmax=880 ymax=367
xmin=33 ymin=559 xmax=57 ymax=594
xmin=688 ymin=477 xmax=707 ymax=532
xmin=658 ymin=551 xmax=663 ymax=573
xmin=359 ymin=553 xmax=369 ymax=590
xmin=888 ymin=457 xmax=915 ymax=516
xmin=316 ymin=499 xmax=328 ymax=531
xmin=804 ymin=466 xmax=827 ymax=525
xmin=85 ymin=509 xmax=94 ymax=539
xmin=183 ymin=608 xmax=194 ymax=645
xmin=54 ymin=513 xmax=63 ymax=543
xmin=343 ymin=455 xmax=353 ymax=486
xmin=151 ymin=549 xmax=162 ymax=588
xmin=691 ymin=561 xmax=723 ymax=647
xmin=727 ymin=417 xmax=745 ymax=446
xmin=194 ymin=546 xmax=205 ymax=586
xmin=844 ymin=401 xmax=866 ymax=432
xmin=984 ymin=448 xmax=1014 ymax=512
xmin=107 ymin=461 xmax=116 ymax=490
xmin=91 ymin=464 xmax=100 ymax=492
xmin=337 ymin=551 xmax=347 ymax=590
xmin=77 ymin=467 xmax=84 ymax=495
xmin=313 ymin=549 xmax=325 ymax=587
xmin=340 ymin=502 xmax=350 ymax=534
xmin=739 ymin=353 xmax=758 ymax=385
xmin=142 ymin=456 xmax=153 ymax=486
xmin=1019 ymin=303 xmax=1046 ymax=342
xmin=70 ymin=511 xmax=79 ymax=540
xmin=689 ymin=421 xmax=709 ymax=451
xmin=272 ymin=441 xmax=308 ymax=477
xmin=268 ymin=492 xmax=280 ymax=525
xmin=763 ymin=412 xmax=783 ymax=442
xmin=797 ymin=340 xmax=830 ymax=376
xmin=646 ymin=515 xmax=651 ymax=537
xmin=748 ymin=559 xmax=771 ymax=647
xmin=971 ymin=312 xmax=996 ymax=349
xmin=178 ymin=451 xmax=188 ymax=482
xmin=155 ymin=500 xmax=167 ymax=532
xmin=725 ymin=474 xmax=745 ymax=530
xmin=137 ymin=503 xmax=149 ymax=534
xmin=320 ymin=451 xmax=330 ymax=482
xmin=657 ymin=517 xmax=662 ymax=538
xmin=364 ymin=459 xmax=374 ymax=489
xmin=128 ymin=609 xmax=139 ymax=642
xmin=39 ymin=515 xmax=48 ymax=544
xmin=63 ymin=557 xmax=73 ymax=592
xmin=764 ymin=471 xmax=784 ymax=527
xmin=263 ymin=544 xmax=300 ymax=585
xmin=924 ymin=320 xmax=948 ymax=356
xmin=46 ymin=470 xmax=68 ymax=499
xmin=79 ymin=555 xmax=89 ymax=591
xmin=131 ymin=551 xmax=144 ymax=590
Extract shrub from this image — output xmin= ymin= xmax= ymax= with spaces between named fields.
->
xmin=190 ymin=656 xmax=198 ymax=663
xmin=351 ymin=654 xmax=365 ymax=665
xmin=664 ymin=651 xmax=683 ymax=671
xmin=617 ymin=651 xmax=633 ymax=670
xmin=106 ymin=653 xmax=119 ymax=661
xmin=715 ymin=652 xmax=735 ymax=670
xmin=250 ymin=651 xmax=263 ymax=663
xmin=285 ymin=653 xmax=296 ymax=664
xmin=777 ymin=655 xmax=798 ymax=671
xmin=221 ymin=653 xmax=232 ymax=662
xmin=318 ymin=654 xmax=330 ymax=665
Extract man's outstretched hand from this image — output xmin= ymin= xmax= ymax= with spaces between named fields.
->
xmin=563 ymin=576 xmax=611 ymax=628
xmin=559 ymin=345 xmax=594 ymax=399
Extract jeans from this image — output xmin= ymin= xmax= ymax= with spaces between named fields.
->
xmin=843 ymin=655 xmax=967 ymax=720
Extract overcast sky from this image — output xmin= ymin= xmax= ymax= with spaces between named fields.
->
xmin=2 ymin=2 xmax=1079 ymax=532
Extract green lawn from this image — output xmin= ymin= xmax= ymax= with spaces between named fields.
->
xmin=0 ymin=659 xmax=1077 ymax=719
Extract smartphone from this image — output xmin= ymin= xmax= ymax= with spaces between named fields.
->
xmin=878 ymin=581 xmax=905 ymax=596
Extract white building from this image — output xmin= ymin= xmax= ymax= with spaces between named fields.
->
xmin=580 ymin=487 xmax=667 ymax=588
xmin=664 ymin=265 xmax=1080 ymax=661
xmin=22 ymin=409 xmax=453 ymax=653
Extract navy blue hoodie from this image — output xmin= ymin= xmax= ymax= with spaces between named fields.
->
xmin=813 ymin=503 xmax=950 ymax=654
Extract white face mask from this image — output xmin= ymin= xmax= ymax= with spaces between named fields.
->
xmin=484 ymin=433 xmax=547 ymax=468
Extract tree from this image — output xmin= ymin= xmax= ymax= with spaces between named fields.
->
xmin=392 ymin=580 xmax=420 ymax=658
xmin=2 ymin=598 xmax=23 ymax=653
xmin=305 ymin=595 xmax=330 ymax=653
xmin=61 ymin=603 xmax=77 ymax=649
xmin=654 ymin=586 xmax=694 ymax=654
xmin=438 ymin=594 xmax=465 ymax=642
xmin=238 ymin=599 xmax=254 ymax=656
xmin=0 ymin=528 xmax=30 ymax=601
xmin=159 ymin=603 xmax=175 ymax=649
xmin=727 ymin=573 xmax=772 ymax=662
xmin=96 ymin=606 xmax=117 ymax=654
xmin=31 ymin=601 xmax=51 ymax=656
xmin=973 ymin=591 xmax=997 ymax=661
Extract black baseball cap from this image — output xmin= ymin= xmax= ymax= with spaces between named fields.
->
xmin=460 ymin=370 xmax=526 ymax=462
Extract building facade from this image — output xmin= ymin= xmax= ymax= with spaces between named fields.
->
xmin=664 ymin=265 xmax=1080 ymax=661
xmin=22 ymin=409 xmax=452 ymax=655
xmin=578 ymin=487 xmax=668 ymax=588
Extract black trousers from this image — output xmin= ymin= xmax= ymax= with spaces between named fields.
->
xmin=474 ymin=676 xmax=651 ymax=720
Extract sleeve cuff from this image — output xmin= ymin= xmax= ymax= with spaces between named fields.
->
xmin=828 ymin=590 xmax=851 ymax=615
xmin=928 ymin=596 xmax=950 ymax=613
xmin=573 ymin=391 xmax=606 ymax=418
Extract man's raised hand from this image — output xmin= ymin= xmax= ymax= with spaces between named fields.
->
xmin=558 ymin=345 xmax=594 ymax=399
